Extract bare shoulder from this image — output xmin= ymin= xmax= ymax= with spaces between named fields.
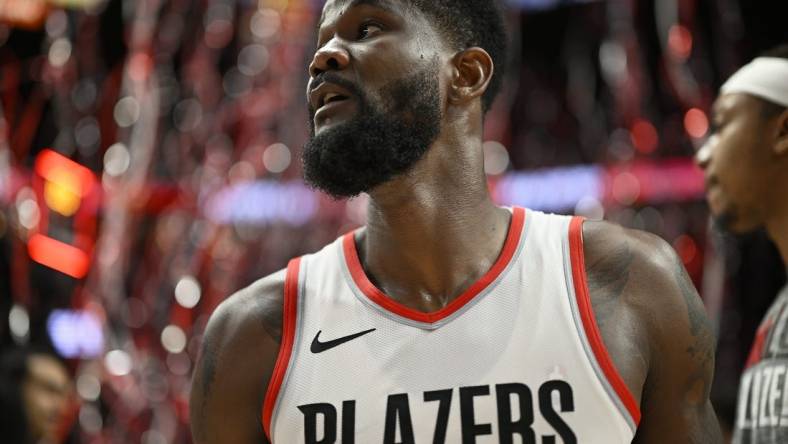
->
xmin=190 ymin=269 xmax=287 ymax=444
xmin=582 ymin=219 xmax=707 ymax=331
xmin=209 ymin=269 xmax=288 ymax=344
xmin=581 ymin=220 xmax=721 ymax=442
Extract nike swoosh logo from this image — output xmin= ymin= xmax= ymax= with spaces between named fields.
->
xmin=310 ymin=328 xmax=376 ymax=354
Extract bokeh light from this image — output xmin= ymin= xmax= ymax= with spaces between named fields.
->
xmin=630 ymin=119 xmax=659 ymax=154
xmin=483 ymin=141 xmax=510 ymax=176
xmin=16 ymin=197 xmax=40 ymax=230
xmin=612 ymin=172 xmax=641 ymax=206
xmin=76 ymin=373 xmax=101 ymax=401
xmin=174 ymin=276 xmax=201 ymax=309
xmin=161 ymin=325 xmax=187 ymax=354
xmin=9 ymin=304 xmax=30 ymax=342
xmin=114 ymin=97 xmax=141 ymax=128
xmin=668 ymin=25 xmax=693 ymax=60
xmin=684 ymin=108 xmax=709 ymax=139
xmin=263 ymin=143 xmax=292 ymax=174
xmin=48 ymin=309 xmax=104 ymax=358
xmin=104 ymin=143 xmax=131 ymax=177
xmin=48 ymin=37 xmax=71 ymax=67
xmin=105 ymin=350 xmax=133 ymax=376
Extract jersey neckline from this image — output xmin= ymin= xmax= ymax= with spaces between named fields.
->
xmin=341 ymin=207 xmax=526 ymax=326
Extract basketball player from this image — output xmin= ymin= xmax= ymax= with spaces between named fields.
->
xmin=190 ymin=0 xmax=722 ymax=442
xmin=694 ymin=45 xmax=788 ymax=443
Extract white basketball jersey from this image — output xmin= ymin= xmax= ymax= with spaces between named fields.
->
xmin=262 ymin=208 xmax=640 ymax=443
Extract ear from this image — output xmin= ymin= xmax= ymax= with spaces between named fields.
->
xmin=448 ymin=47 xmax=494 ymax=107
xmin=776 ymin=108 xmax=788 ymax=156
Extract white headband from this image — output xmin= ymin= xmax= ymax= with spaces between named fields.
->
xmin=721 ymin=57 xmax=788 ymax=108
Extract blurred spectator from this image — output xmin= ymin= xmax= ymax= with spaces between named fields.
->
xmin=0 ymin=347 xmax=73 ymax=444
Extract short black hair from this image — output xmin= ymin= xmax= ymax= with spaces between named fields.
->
xmin=407 ymin=0 xmax=508 ymax=113
xmin=758 ymin=43 xmax=788 ymax=117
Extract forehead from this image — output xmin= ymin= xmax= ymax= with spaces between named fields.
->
xmin=713 ymin=93 xmax=762 ymax=118
xmin=27 ymin=355 xmax=69 ymax=384
xmin=320 ymin=0 xmax=406 ymax=26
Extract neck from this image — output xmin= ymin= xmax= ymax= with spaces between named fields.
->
xmin=359 ymin=121 xmax=511 ymax=312
xmin=765 ymin=202 xmax=788 ymax=273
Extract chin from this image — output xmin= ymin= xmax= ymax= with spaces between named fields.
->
xmin=712 ymin=210 xmax=761 ymax=234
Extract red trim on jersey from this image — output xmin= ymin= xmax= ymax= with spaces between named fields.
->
xmin=568 ymin=216 xmax=642 ymax=426
xmin=262 ymin=258 xmax=301 ymax=442
xmin=343 ymin=207 xmax=526 ymax=325
xmin=745 ymin=318 xmax=774 ymax=369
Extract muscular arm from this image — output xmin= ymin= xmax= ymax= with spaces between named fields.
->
xmin=583 ymin=221 xmax=722 ymax=443
xmin=190 ymin=270 xmax=286 ymax=444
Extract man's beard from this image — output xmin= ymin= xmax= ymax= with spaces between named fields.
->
xmin=712 ymin=211 xmax=737 ymax=233
xmin=303 ymin=61 xmax=442 ymax=199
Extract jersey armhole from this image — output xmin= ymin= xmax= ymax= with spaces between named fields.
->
xmin=261 ymin=257 xmax=302 ymax=442
xmin=568 ymin=216 xmax=642 ymax=427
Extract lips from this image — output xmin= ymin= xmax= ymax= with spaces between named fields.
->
xmin=314 ymin=96 xmax=354 ymax=128
xmin=321 ymin=92 xmax=349 ymax=109
xmin=315 ymin=94 xmax=351 ymax=120
xmin=309 ymin=81 xmax=354 ymax=113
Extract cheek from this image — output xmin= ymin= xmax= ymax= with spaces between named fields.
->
xmin=356 ymin=41 xmax=408 ymax=75
xmin=22 ymin=387 xmax=49 ymax=431
xmin=354 ymin=39 xmax=435 ymax=92
xmin=714 ymin=130 xmax=756 ymax=185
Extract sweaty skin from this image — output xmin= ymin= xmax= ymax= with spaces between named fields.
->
xmin=189 ymin=0 xmax=722 ymax=442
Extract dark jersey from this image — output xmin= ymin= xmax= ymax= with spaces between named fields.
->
xmin=734 ymin=286 xmax=788 ymax=443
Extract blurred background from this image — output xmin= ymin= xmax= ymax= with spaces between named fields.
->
xmin=0 ymin=0 xmax=785 ymax=442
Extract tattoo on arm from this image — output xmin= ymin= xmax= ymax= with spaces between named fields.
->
xmin=586 ymin=239 xmax=634 ymax=328
xmin=198 ymin=329 xmax=219 ymax=400
xmin=674 ymin=258 xmax=715 ymax=405
xmin=195 ymin=297 xmax=282 ymax=405
xmin=190 ymin=323 xmax=219 ymax=442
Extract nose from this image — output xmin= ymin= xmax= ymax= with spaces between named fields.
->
xmin=695 ymin=136 xmax=714 ymax=170
xmin=309 ymin=39 xmax=350 ymax=78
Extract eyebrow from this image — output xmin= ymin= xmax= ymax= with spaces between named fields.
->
xmin=712 ymin=99 xmax=733 ymax=120
xmin=317 ymin=0 xmax=398 ymax=30
xmin=347 ymin=0 xmax=396 ymax=12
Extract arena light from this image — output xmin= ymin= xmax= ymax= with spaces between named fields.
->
xmin=0 ymin=0 xmax=48 ymax=29
xmin=28 ymin=233 xmax=90 ymax=278
xmin=495 ymin=165 xmax=604 ymax=212
xmin=34 ymin=149 xmax=96 ymax=216
xmin=204 ymin=180 xmax=319 ymax=225
xmin=630 ymin=119 xmax=659 ymax=154
xmin=47 ymin=0 xmax=104 ymax=9
xmin=668 ymin=25 xmax=693 ymax=60
xmin=506 ymin=0 xmax=600 ymax=11
xmin=605 ymin=159 xmax=705 ymax=205
xmin=47 ymin=309 xmax=104 ymax=358
xmin=43 ymin=167 xmax=82 ymax=216
xmin=202 ymin=158 xmax=704 ymax=225
xmin=684 ymin=108 xmax=709 ymax=139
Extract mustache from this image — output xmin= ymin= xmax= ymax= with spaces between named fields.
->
xmin=308 ymin=72 xmax=363 ymax=100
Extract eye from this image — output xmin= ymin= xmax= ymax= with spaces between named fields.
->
xmin=358 ymin=22 xmax=383 ymax=40
xmin=710 ymin=120 xmax=725 ymax=134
